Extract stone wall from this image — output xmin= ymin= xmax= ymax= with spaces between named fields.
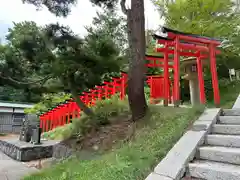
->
xmin=52 ymin=142 xmax=73 ymax=159
xmin=0 ymin=139 xmax=20 ymax=160
xmin=0 ymin=139 xmax=55 ymax=162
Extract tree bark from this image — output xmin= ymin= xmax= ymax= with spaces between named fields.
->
xmin=121 ymin=0 xmax=148 ymax=121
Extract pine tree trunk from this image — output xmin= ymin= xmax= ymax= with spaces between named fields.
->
xmin=68 ymin=80 xmax=94 ymax=117
xmin=70 ymin=88 xmax=95 ymax=117
xmin=126 ymin=0 xmax=148 ymax=121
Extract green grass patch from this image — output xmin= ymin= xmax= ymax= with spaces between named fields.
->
xmin=0 ymin=133 xmax=6 ymax=136
xmin=24 ymin=105 xmax=203 ymax=180
xmin=207 ymin=79 xmax=240 ymax=108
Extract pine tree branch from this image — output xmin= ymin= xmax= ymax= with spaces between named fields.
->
xmin=0 ymin=74 xmax=52 ymax=86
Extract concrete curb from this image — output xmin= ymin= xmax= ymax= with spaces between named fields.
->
xmin=232 ymin=94 xmax=240 ymax=109
xmin=192 ymin=108 xmax=221 ymax=131
xmin=145 ymin=108 xmax=221 ymax=180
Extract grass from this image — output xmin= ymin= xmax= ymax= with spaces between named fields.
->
xmin=24 ymin=105 xmax=203 ymax=180
xmin=0 ymin=133 xmax=6 ymax=136
xmin=219 ymin=80 xmax=240 ymax=108
xmin=207 ymin=79 xmax=240 ymax=108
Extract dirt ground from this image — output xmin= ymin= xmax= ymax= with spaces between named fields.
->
xmin=0 ymin=134 xmax=18 ymax=140
xmin=62 ymin=113 xmax=134 ymax=153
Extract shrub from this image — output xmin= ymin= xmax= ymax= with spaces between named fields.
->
xmin=42 ymin=95 xmax=129 ymax=140
xmin=25 ymin=93 xmax=71 ymax=115
xmin=93 ymin=95 xmax=129 ymax=125
xmin=0 ymin=133 xmax=6 ymax=136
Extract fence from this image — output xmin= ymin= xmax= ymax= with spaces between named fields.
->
xmin=40 ymin=73 xmax=173 ymax=133
xmin=40 ymin=73 xmax=128 ymax=132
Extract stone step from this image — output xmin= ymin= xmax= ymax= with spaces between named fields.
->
xmin=198 ymin=146 xmax=240 ymax=165
xmin=212 ymin=124 xmax=240 ymax=135
xmin=222 ymin=109 xmax=240 ymax=116
xmin=188 ymin=160 xmax=240 ymax=180
xmin=206 ymin=134 xmax=240 ymax=148
xmin=218 ymin=116 xmax=240 ymax=124
xmin=182 ymin=177 xmax=204 ymax=180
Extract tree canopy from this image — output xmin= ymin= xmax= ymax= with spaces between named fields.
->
xmin=0 ymin=18 xmax=122 ymax=115
xmin=1 ymin=0 xmax=148 ymax=121
xmin=153 ymin=0 xmax=240 ymax=71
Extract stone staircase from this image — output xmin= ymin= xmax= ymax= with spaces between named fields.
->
xmin=187 ymin=109 xmax=240 ymax=180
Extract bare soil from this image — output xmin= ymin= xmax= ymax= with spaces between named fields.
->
xmin=63 ymin=113 xmax=134 ymax=152
xmin=0 ymin=133 xmax=18 ymax=140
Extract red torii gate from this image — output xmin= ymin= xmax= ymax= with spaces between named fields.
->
xmin=145 ymin=27 xmax=221 ymax=107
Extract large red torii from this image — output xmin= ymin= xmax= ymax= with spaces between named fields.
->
xmin=145 ymin=27 xmax=221 ymax=107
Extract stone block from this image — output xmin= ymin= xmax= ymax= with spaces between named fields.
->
xmin=154 ymin=130 xmax=206 ymax=180
xmin=197 ymin=108 xmax=221 ymax=122
xmin=232 ymin=94 xmax=240 ymax=109
xmin=52 ymin=142 xmax=73 ymax=159
xmin=145 ymin=173 xmax=173 ymax=180
xmin=198 ymin=146 xmax=240 ymax=165
xmin=212 ymin=124 xmax=240 ymax=135
xmin=191 ymin=108 xmax=221 ymax=132
xmin=223 ymin=109 xmax=240 ymax=116
xmin=189 ymin=160 xmax=240 ymax=180
xmin=192 ymin=120 xmax=212 ymax=131
xmin=218 ymin=116 xmax=240 ymax=124
xmin=206 ymin=134 xmax=240 ymax=148
xmin=0 ymin=138 xmax=59 ymax=161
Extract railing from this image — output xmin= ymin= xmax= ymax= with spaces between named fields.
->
xmin=39 ymin=73 xmax=173 ymax=133
xmin=39 ymin=73 xmax=128 ymax=132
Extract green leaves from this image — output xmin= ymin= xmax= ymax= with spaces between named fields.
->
xmin=25 ymin=92 xmax=71 ymax=115
xmin=156 ymin=0 xmax=239 ymax=38
xmin=0 ymin=12 xmax=123 ymax=115
xmin=22 ymin=0 xmax=77 ymax=17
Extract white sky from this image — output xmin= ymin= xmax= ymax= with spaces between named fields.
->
xmin=0 ymin=0 xmax=164 ymax=38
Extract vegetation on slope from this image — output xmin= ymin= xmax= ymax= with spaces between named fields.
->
xmin=218 ymin=80 xmax=240 ymax=108
xmin=24 ymin=104 xmax=203 ymax=180
xmin=42 ymin=95 xmax=130 ymax=141
xmin=207 ymin=79 xmax=240 ymax=108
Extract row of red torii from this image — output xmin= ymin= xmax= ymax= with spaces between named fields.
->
xmin=39 ymin=27 xmax=221 ymax=132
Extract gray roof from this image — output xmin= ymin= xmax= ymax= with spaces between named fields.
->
xmin=0 ymin=102 xmax=34 ymax=109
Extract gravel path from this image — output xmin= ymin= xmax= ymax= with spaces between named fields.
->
xmin=0 ymin=151 xmax=38 ymax=180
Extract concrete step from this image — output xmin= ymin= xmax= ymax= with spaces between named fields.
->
xmin=222 ymin=109 xmax=240 ymax=116
xmin=212 ymin=124 xmax=240 ymax=135
xmin=198 ymin=146 xmax=240 ymax=165
xmin=218 ymin=116 xmax=240 ymax=124
xmin=182 ymin=177 xmax=204 ymax=180
xmin=189 ymin=160 xmax=240 ymax=180
xmin=206 ymin=134 xmax=240 ymax=148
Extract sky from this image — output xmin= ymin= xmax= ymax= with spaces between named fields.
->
xmin=0 ymin=0 xmax=164 ymax=41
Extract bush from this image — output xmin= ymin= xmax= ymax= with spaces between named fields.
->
xmin=25 ymin=93 xmax=71 ymax=115
xmin=0 ymin=133 xmax=6 ymax=136
xmin=93 ymin=95 xmax=129 ymax=125
xmin=42 ymin=95 xmax=129 ymax=140
xmin=144 ymin=86 xmax=150 ymax=101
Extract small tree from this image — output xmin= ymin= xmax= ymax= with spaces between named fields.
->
xmin=22 ymin=0 xmax=148 ymax=121
xmin=0 ymin=22 xmax=121 ymax=116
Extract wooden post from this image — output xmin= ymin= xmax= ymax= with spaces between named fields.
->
xmin=209 ymin=43 xmax=220 ymax=106
xmin=196 ymin=52 xmax=206 ymax=104
xmin=173 ymin=36 xmax=180 ymax=107
xmin=164 ymin=42 xmax=169 ymax=106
